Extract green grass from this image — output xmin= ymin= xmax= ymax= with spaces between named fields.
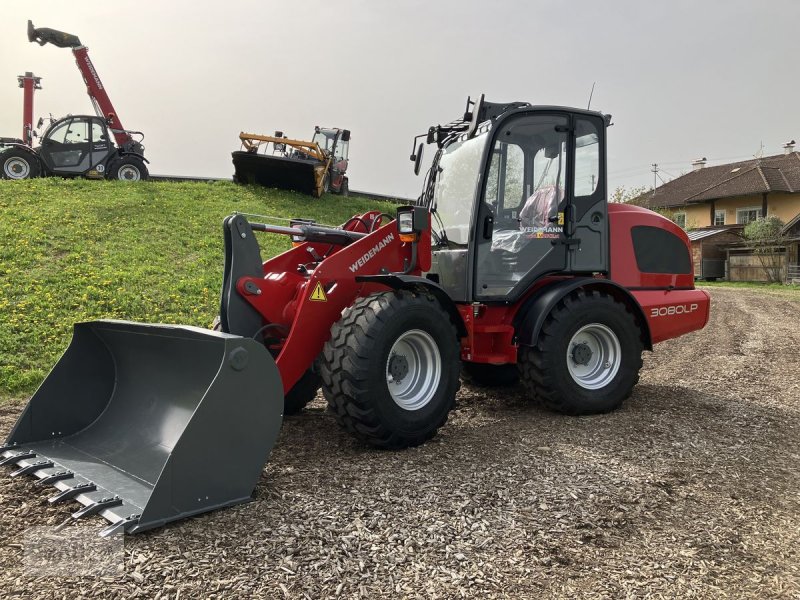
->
xmin=696 ymin=280 xmax=800 ymax=301
xmin=0 ymin=179 xmax=397 ymax=399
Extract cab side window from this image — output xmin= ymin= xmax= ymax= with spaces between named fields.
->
xmin=91 ymin=122 xmax=107 ymax=144
xmin=64 ymin=120 xmax=88 ymax=144
xmin=574 ymin=118 xmax=600 ymax=197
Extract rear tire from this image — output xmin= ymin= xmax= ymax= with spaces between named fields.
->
xmin=109 ymin=156 xmax=148 ymax=181
xmin=1 ymin=149 xmax=40 ymax=179
xmin=340 ymin=178 xmax=349 ymax=196
xmin=319 ymin=290 xmax=460 ymax=449
xmin=518 ymin=290 xmax=643 ymax=415
xmin=462 ymin=362 xmax=519 ymax=387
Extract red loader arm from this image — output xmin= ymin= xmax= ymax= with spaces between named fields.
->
xmin=221 ymin=212 xmax=432 ymax=395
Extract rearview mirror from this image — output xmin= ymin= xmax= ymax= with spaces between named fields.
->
xmin=412 ymin=143 xmax=424 ymax=176
xmin=36 ymin=117 xmax=43 ymax=129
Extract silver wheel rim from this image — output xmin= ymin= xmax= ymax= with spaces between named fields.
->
xmin=566 ymin=323 xmax=622 ymax=390
xmin=4 ymin=157 xmax=30 ymax=179
xmin=118 ymin=164 xmax=141 ymax=181
xmin=386 ymin=329 xmax=441 ymax=410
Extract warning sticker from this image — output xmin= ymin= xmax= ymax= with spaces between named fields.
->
xmin=310 ymin=281 xmax=327 ymax=302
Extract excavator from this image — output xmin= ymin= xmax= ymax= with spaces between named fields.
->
xmin=0 ymin=21 xmax=148 ymax=181
xmin=1 ymin=95 xmax=710 ymax=536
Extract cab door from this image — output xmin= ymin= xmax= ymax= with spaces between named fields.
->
xmin=472 ymin=111 xmax=609 ymax=301
xmin=473 ymin=112 xmax=570 ymax=300
xmin=89 ymin=118 xmax=113 ymax=170
xmin=567 ymin=115 xmax=607 ymax=273
xmin=39 ymin=117 xmax=92 ymax=174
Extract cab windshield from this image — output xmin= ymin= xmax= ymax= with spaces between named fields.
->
xmin=312 ymin=130 xmax=336 ymax=153
xmin=431 ymin=131 xmax=488 ymax=247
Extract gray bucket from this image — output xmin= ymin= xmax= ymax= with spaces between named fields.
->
xmin=1 ymin=320 xmax=283 ymax=535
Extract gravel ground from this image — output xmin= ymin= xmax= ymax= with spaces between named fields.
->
xmin=1 ymin=288 xmax=799 ymax=599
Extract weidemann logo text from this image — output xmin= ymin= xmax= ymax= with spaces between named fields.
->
xmin=349 ymin=233 xmax=394 ymax=272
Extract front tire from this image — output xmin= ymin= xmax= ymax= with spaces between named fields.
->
xmin=109 ymin=156 xmax=148 ymax=181
xmin=1 ymin=149 xmax=40 ymax=180
xmin=518 ymin=289 xmax=643 ymax=415
xmin=319 ymin=290 xmax=461 ymax=449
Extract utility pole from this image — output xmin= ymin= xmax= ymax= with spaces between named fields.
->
xmin=651 ymin=163 xmax=658 ymax=198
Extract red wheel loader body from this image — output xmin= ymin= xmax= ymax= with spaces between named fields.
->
xmin=2 ymin=97 xmax=709 ymax=535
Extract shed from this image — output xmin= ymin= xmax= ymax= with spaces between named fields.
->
xmin=686 ymin=227 xmax=743 ymax=280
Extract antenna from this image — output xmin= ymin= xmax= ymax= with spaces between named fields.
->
xmin=587 ymin=82 xmax=596 ymax=110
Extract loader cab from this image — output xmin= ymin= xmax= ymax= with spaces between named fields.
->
xmin=426 ymin=105 xmax=609 ymax=302
xmin=312 ymin=128 xmax=350 ymax=162
xmin=38 ymin=115 xmax=114 ymax=175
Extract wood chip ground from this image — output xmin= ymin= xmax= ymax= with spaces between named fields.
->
xmin=1 ymin=288 xmax=798 ymax=598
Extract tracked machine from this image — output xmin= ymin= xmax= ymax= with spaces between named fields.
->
xmin=233 ymin=126 xmax=350 ymax=197
xmin=1 ymin=96 xmax=709 ymax=535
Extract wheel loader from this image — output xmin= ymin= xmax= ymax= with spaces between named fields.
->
xmin=232 ymin=127 xmax=350 ymax=197
xmin=1 ymin=96 xmax=710 ymax=535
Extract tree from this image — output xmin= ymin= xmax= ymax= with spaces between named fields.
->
xmin=610 ymin=185 xmax=651 ymax=205
xmin=743 ymin=215 xmax=788 ymax=283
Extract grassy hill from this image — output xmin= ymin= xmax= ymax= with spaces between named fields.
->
xmin=0 ymin=179 xmax=398 ymax=398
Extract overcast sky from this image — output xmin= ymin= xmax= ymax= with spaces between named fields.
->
xmin=1 ymin=1 xmax=798 ymax=198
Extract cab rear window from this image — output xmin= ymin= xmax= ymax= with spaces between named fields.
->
xmin=631 ymin=226 xmax=692 ymax=274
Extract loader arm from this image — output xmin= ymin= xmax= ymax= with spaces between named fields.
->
xmin=221 ymin=213 xmax=431 ymax=395
xmin=239 ymin=133 xmax=327 ymax=162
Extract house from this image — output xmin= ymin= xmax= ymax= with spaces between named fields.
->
xmin=644 ymin=143 xmax=800 ymax=282
xmin=645 ymin=144 xmax=800 ymax=229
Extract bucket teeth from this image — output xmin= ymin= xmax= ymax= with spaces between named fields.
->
xmin=72 ymin=497 xmax=123 ymax=521
xmin=0 ymin=443 xmax=19 ymax=454
xmin=48 ymin=482 xmax=96 ymax=504
xmin=11 ymin=460 xmax=54 ymax=477
xmin=0 ymin=451 xmax=36 ymax=466
xmin=37 ymin=471 xmax=75 ymax=486
xmin=100 ymin=514 xmax=140 ymax=537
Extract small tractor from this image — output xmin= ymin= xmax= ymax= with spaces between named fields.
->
xmin=233 ymin=126 xmax=350 ymax=197
xmin=1 ymin=96 xmax=709 ymax=536
xmin=0 ymin=21 xmax=148 ymax=181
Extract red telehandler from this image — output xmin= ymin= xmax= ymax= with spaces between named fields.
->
xmin=0 ymin=21 xmax=148 ymax=181
xmin=1 ymin=96 xmax=709 ymax=535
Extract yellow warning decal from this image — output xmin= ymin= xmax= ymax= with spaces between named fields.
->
xmin=310 ymin=281 xmax=327 ymax=302
xmin=557 ymin=212 xmax=565 ymax=226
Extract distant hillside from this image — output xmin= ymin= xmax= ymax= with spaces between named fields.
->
xmin=0 ymin=179 xmax=397 ymax=397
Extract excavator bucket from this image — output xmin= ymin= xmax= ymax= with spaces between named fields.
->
xmin=1 ymin=320 xmax=283 ymax=535
xmin=232 ymin=151 xmax=325 ymax=197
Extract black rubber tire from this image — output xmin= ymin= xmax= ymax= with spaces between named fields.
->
xmin=462 ymin=362 xmax=519 ymax=387
xmin=212 ymin=315 xmax=318 ymax=414
xmin=340 ymin=178 xmax=349 ymax=197
xmin=1 ymin=148 xmax=40 ymax=179
xmin=319 ymin=290 xmax=461 ymax=449
xmin=109 ymin=156 xmax=148 ymax=181
xmin=284 ymin=369 xmax=321 ymax=415
xmin=518 ymin=289 xmax=644 ymax=415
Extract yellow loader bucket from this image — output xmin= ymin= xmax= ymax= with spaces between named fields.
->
xmin=1 ymin=320 xmax=283 ymax=535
